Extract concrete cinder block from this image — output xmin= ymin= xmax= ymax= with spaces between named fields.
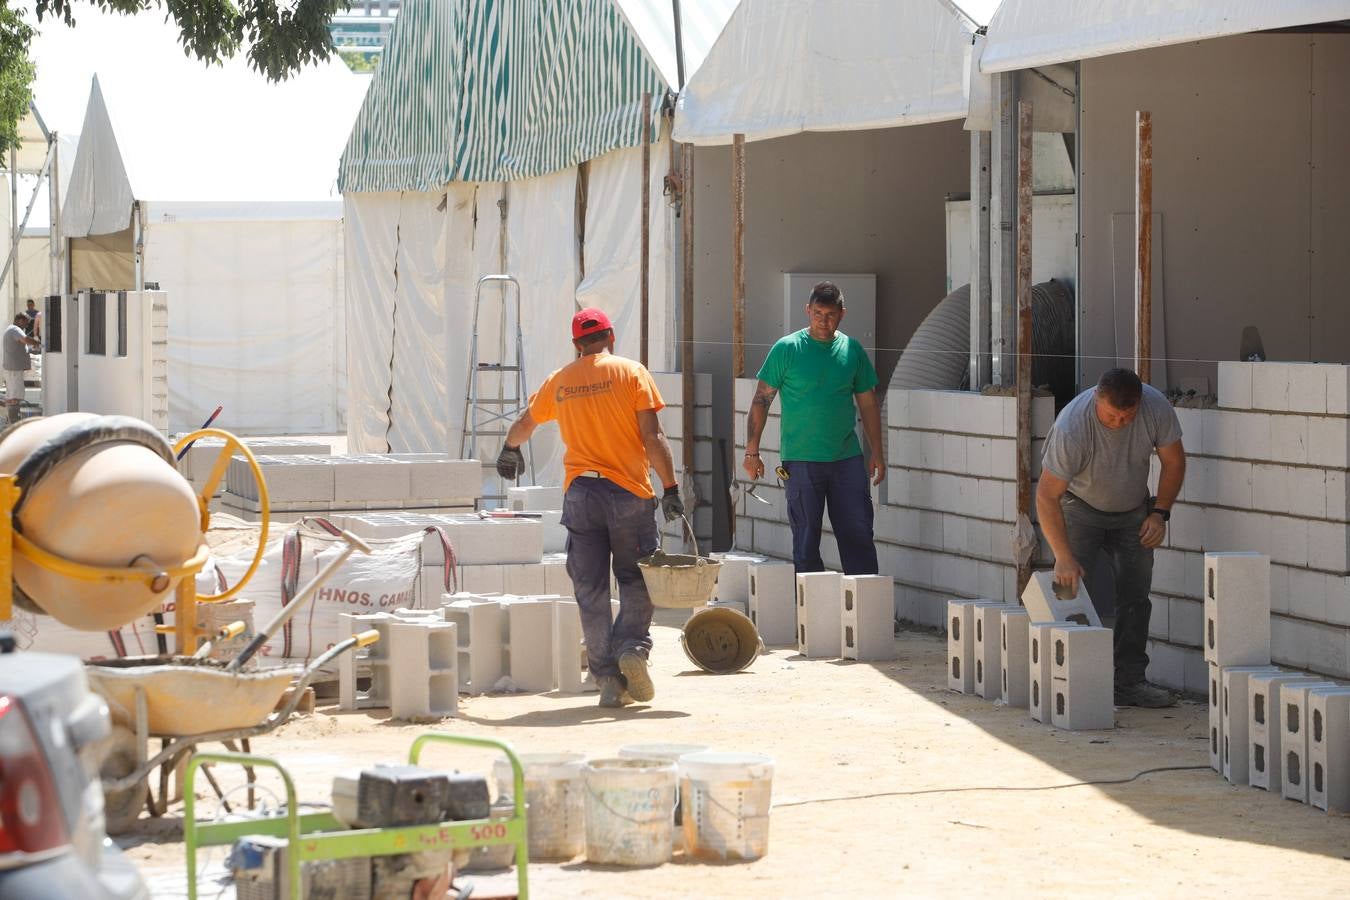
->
xmin=1279 ymin=679 xmax=1340 ymax=804
xmin=1308 ymin=687 xmax=1350 ymax=813
xmin=711 ymin=553 xmax=766 ymax=605
xmin=506 ymin=599 xmax=556 ymax=692
xmin=552 ymin=599 xmax=585 ymax=693
xmin=1021 ymin=570 xmax=1102 ymax=627
xmin=1203 ymin=552 xmax=1270 ymax=667
xmin=997 ymin=607 xmax=1032 ymax=708
xmin=334 ymin=458 xmax=411 ymax=503
xmin=459 ymin=563 xmax=506 ymax=595
xmin=1220 ymin=665 xmax=1283 ymax=785
xmin=1208 ymin=663 xmax=1223 ymax=772
xmin=508 ymin=485 xmax=564 ymax=511
xmin=503 ymin=563 xmax=548 ymax=595
xmin=1251 ymin=362 xmax=1292 ymax=411
xmin=973 ymin=602 xmax=1010 ymax=700
xmin=388 ymin=620 xmax=459 ymax=719
xmin=1049 ymin=626 xmax=1114 ymax=731
xmin=841 ymin=575 xmax=896 ymax=661
xmin=1030 ymin=623 xmax=1085 ymax=722
xmin=338 ymin=612 xmax=393 ymax=711
xmin=1248 ymin=672 xmax=1326 ymax=791
xmin=797 ymin=572 xmax=843 ymax=658
xmin=440 ymin=597 xmax=504 ymax=696
xmin=948 ymin=600 xmax=983 ymax=695
xmin=541 ymin=557 xmax=574 ymax=597
xmin=749 ymin=563 xmax=796 ymax=646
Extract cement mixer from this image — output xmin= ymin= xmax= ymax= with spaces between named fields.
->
xmin=0 ymin=412 xmax=272 ymax=648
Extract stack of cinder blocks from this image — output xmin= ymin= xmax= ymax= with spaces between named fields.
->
xmin=791 ymin=571 xmax=897 ymax=661
xmin=338 ymin=610 xmax=458 ymax=718
xmin=1204 ymin=553 xmax=1273 ymax=775
xmin=507 ymin=485 xmax=567 ymax=553
xmin=949 ymin=571 xmax=1113 ymax=731
xmin=178 ymin=436 xmax=332 ymax=498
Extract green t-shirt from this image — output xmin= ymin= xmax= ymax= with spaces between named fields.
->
xmin=757 ymin=328 xmax=878 ymax=462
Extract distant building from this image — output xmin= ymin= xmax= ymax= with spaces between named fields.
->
xmin=329 ymin=0 xmax=399 ymax=70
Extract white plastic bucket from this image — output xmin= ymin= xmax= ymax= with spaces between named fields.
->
xmin=582 ymin=758 xmax=677 ymax=867
xmin=493 ymin=752 xmax=587 ymax=861
xmin=680 ymin=751 xmax=775 ymax=861
xmin=617 ymin=743 xmax=708 ymax=852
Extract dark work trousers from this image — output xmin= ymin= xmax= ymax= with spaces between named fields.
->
xmin=561 ymin=476 xmax=659 ymax=680
xmin=1060 ymin=493 xmax=1154 ymax=685
xmin=783 ymin=455 xmax=878 ymax=576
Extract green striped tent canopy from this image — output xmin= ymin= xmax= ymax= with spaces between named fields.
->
xmin=339 ymin=0 xmax=669 ymax=192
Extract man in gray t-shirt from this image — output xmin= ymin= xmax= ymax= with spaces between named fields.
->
xmin=3 ymin=313 xmax=38 ymax=424
xmin=1038 ymin=368 xmax=1186 ymax=708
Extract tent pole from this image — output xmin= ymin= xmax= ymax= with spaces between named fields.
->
xmin=0 ymin=143 xmax=54 ymax=304
xmin=680 ymin=144 xmax=695 ymax=542
xmin=1015 ymin=100 xmax=1034 ymax=596
xmin=9 ymin=148 xmax=17 ymax=312
xmin=969 ymin=130 xmax=992 ymax=389
xmin=48 ymin=133 xmax=60 ymax=301
xmin=990 ymin=72 xmax=1019 ymax=386
xmin=671 ymin=0 xmax=686 ymax=89
xmin=731 ymin=133 xmax=745 ymax=378
xmin=1135 ymin=110 xmax=1153 ymax=384
xmin=640 ymin=91 xmax=651 ymax=368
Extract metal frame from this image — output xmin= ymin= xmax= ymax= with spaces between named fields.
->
xmin=183 ymin=732 xmax=530 ymax=900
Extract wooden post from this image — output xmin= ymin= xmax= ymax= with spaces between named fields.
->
xmin=1135 ymin=110 xmax=1152 ymax=383
xmin=731 ymin=133 xmax=746 ymax=378
xmin=681 ymin=144 xmax=695 ymax=481
xmin=640 ymin=91 xmax=652 ymax=367
xmin=1015 ymin=100 xmax=1034 ymax=595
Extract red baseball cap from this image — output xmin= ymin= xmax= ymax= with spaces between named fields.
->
xmin=571 ymin=307 xmax=613 ymax=340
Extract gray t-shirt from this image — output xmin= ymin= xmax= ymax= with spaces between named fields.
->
xmin=2 ymin=325 xmax=30 ymax=372
xmin=1041 ymin=384 xmax=1183 ymax=513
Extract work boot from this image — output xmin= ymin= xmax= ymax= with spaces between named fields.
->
xmin=1114 ymin=680 xmax=1176 ymax=708
xmin=618 ymin=651 xmax=655 ymax=703
xmin=597 ymin=676 xmax=633 ymax=708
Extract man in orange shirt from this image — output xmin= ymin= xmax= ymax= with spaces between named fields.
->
xmin=497 ymin=308 xmax=684 ymax=708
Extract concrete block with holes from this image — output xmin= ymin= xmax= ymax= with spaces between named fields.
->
xmin=1308 ymin=687 xmax=1350 ymax=813
xmin=1028 ymin=623 xmax=1075 ymax=723
xmin=1000 ymin=607 xmax=1032 ymax=708
xmin=974 ymin=603 xmax=1013 ymax=700
xmin=840 ymin=575 xmax=896 ymax=661
xmin=1279 ymin=679 xmax=1340 ymax=803
xmin=1221 ymin=666 xmax=1282 ymax=784
xmin=503 ymin=563 xmax=549 ymax=595
xmin=749 ymin=562 xmax=797 ymax=646
xmin=1203 ymin=552 xmax=1271 ymax=667
xmin=387 ymin=619 xmax=459 ymax=719
xmin=948 ymin=600 xmax=992 ymax=694
xmin=508 ymin=485 xmax=564 ymax=511
xmin=1249 ymin=672 xmax=1326 ymax=791
xmin=552 ymin=598 xmax=586 ymax=693
xmin=1049 ymin=625 xmax=1114 ymax=730
xmin=333 ymin=457 xmax=411 ymax=503
xmin=440 ymin=596 xmax=505 ymax=696
xmin=338 ymin=613 xmax=394 ymax=712
xmin=506 ymin=598 xmax=557 ymax=692
xmin=1021 ymin=570 xmax=1101 ymax=627
xmin=1207 ymin=663 xmax=1223 ymax=772
xmin=711 ymin=552 xmax=767 ymax=606
xmin=440 ymin=518 xmax=545 ymax=566
xmin=797 ymin=572 xmax=843 ymax=658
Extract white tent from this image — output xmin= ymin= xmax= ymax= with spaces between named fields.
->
xmin=339 ymin=0 xmax=737 ymax=490
xmin=979 ymin=0 xmax=1350 ymax=73
xmin=673 ymin=0 xmax=989 ymax=146
xmin=34 ymin=12 xmax=368 ymax=434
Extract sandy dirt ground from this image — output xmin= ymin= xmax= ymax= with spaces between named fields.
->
xmin=121 ymin=616 xmax=1350 ymax=898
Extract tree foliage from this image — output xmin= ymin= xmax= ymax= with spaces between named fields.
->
xmin=0 ymin=0 xmax=347 ymax=156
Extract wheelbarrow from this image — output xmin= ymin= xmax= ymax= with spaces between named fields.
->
xmin=88 ymin=630 xmax=380 ymax=834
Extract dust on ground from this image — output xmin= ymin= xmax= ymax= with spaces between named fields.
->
xmin=124 ymin=618 xmax=1350 ymax=898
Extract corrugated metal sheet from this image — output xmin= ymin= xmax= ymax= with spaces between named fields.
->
xmin=339 ymin=0 xmax=668 ymax=192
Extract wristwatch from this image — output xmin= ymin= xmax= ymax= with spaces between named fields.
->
xmin=1152 ymin=507 xmax=1171 ymax=522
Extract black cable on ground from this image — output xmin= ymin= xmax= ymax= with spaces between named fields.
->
xmin=772 ymin=765 xmax=1212 ymax=810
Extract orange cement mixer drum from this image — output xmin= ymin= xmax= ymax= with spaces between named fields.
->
xmin=0 ymin=413 xmax=202 ymax=630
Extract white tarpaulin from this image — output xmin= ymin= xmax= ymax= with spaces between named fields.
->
xmin=615 ymin=0 xmax=740 ymax=88
xmin=980 ymin=1 xmax=1350 ymax=73
xmin=148 ymin=217 xmax=346 ymax=434
xmin=576 ymin=140 xmax=673 ymax=372
xmin=343 ymin=193 xmax=399 ymax=452
xmin=673 ymin=0 xmax=982 ymax=145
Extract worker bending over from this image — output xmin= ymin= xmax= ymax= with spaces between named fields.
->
xmin=497 ymin=309 xmax=683 ymax=708
xmin=1038 ymin=368 xmax=1186 ymax=708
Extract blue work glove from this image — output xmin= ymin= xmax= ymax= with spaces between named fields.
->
xmin=496 ymin=444 xmax=524 ymax=480
xmin=660 ymin=484 xmax=685 ymax=522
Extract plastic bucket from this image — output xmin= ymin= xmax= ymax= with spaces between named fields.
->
xmin=680 ymin=751 xmax=775 ymax=861
xmin=617 ymin=743 xmax=709 ymax=852
xmin=492 ymin=752 xmax=586 ymax=861
xmin=582 ymin=758 xmax=677 ymax=866
xmin=680 ymin=606 xmax=763 ymax=674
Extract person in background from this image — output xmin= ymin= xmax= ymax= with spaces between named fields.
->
xmin=3 ymin=313 xmax=39 ymax=425
xmin=23 ymin=299 xmax=40 ymax=343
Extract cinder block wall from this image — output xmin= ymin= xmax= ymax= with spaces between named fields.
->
xmin=732 ymin=379 xmax=1054 ymax=628
xmin=654 ymin=372 xmax=714 ymax=550
xmin=1147 ymin=362 xmax=1350 ymax=691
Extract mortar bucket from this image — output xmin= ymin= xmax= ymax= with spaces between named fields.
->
xmin=680 ymin=606 xmax=763 ymax=674
xmin=582 ymin=758 xmax=677 ymax=866
xmin=638 ymin=514 xmax=722 ymax=608
xmin=618 ymin=743 xmax=708 ymax=852
xmin=680 ymin=751 xmax=775 ymax=861
xmin=492 ymin=752 xmax=586 ymax=861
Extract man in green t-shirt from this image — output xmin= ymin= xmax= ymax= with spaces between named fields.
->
xmin=742 ymin=281 xmax=883 ymax=574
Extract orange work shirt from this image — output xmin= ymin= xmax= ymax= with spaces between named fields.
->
xmin=528 ymin=352 xmax=665 ymax=499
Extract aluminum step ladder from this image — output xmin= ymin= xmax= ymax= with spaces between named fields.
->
xmin=461 ymin=274 xmax=534 ymax=506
